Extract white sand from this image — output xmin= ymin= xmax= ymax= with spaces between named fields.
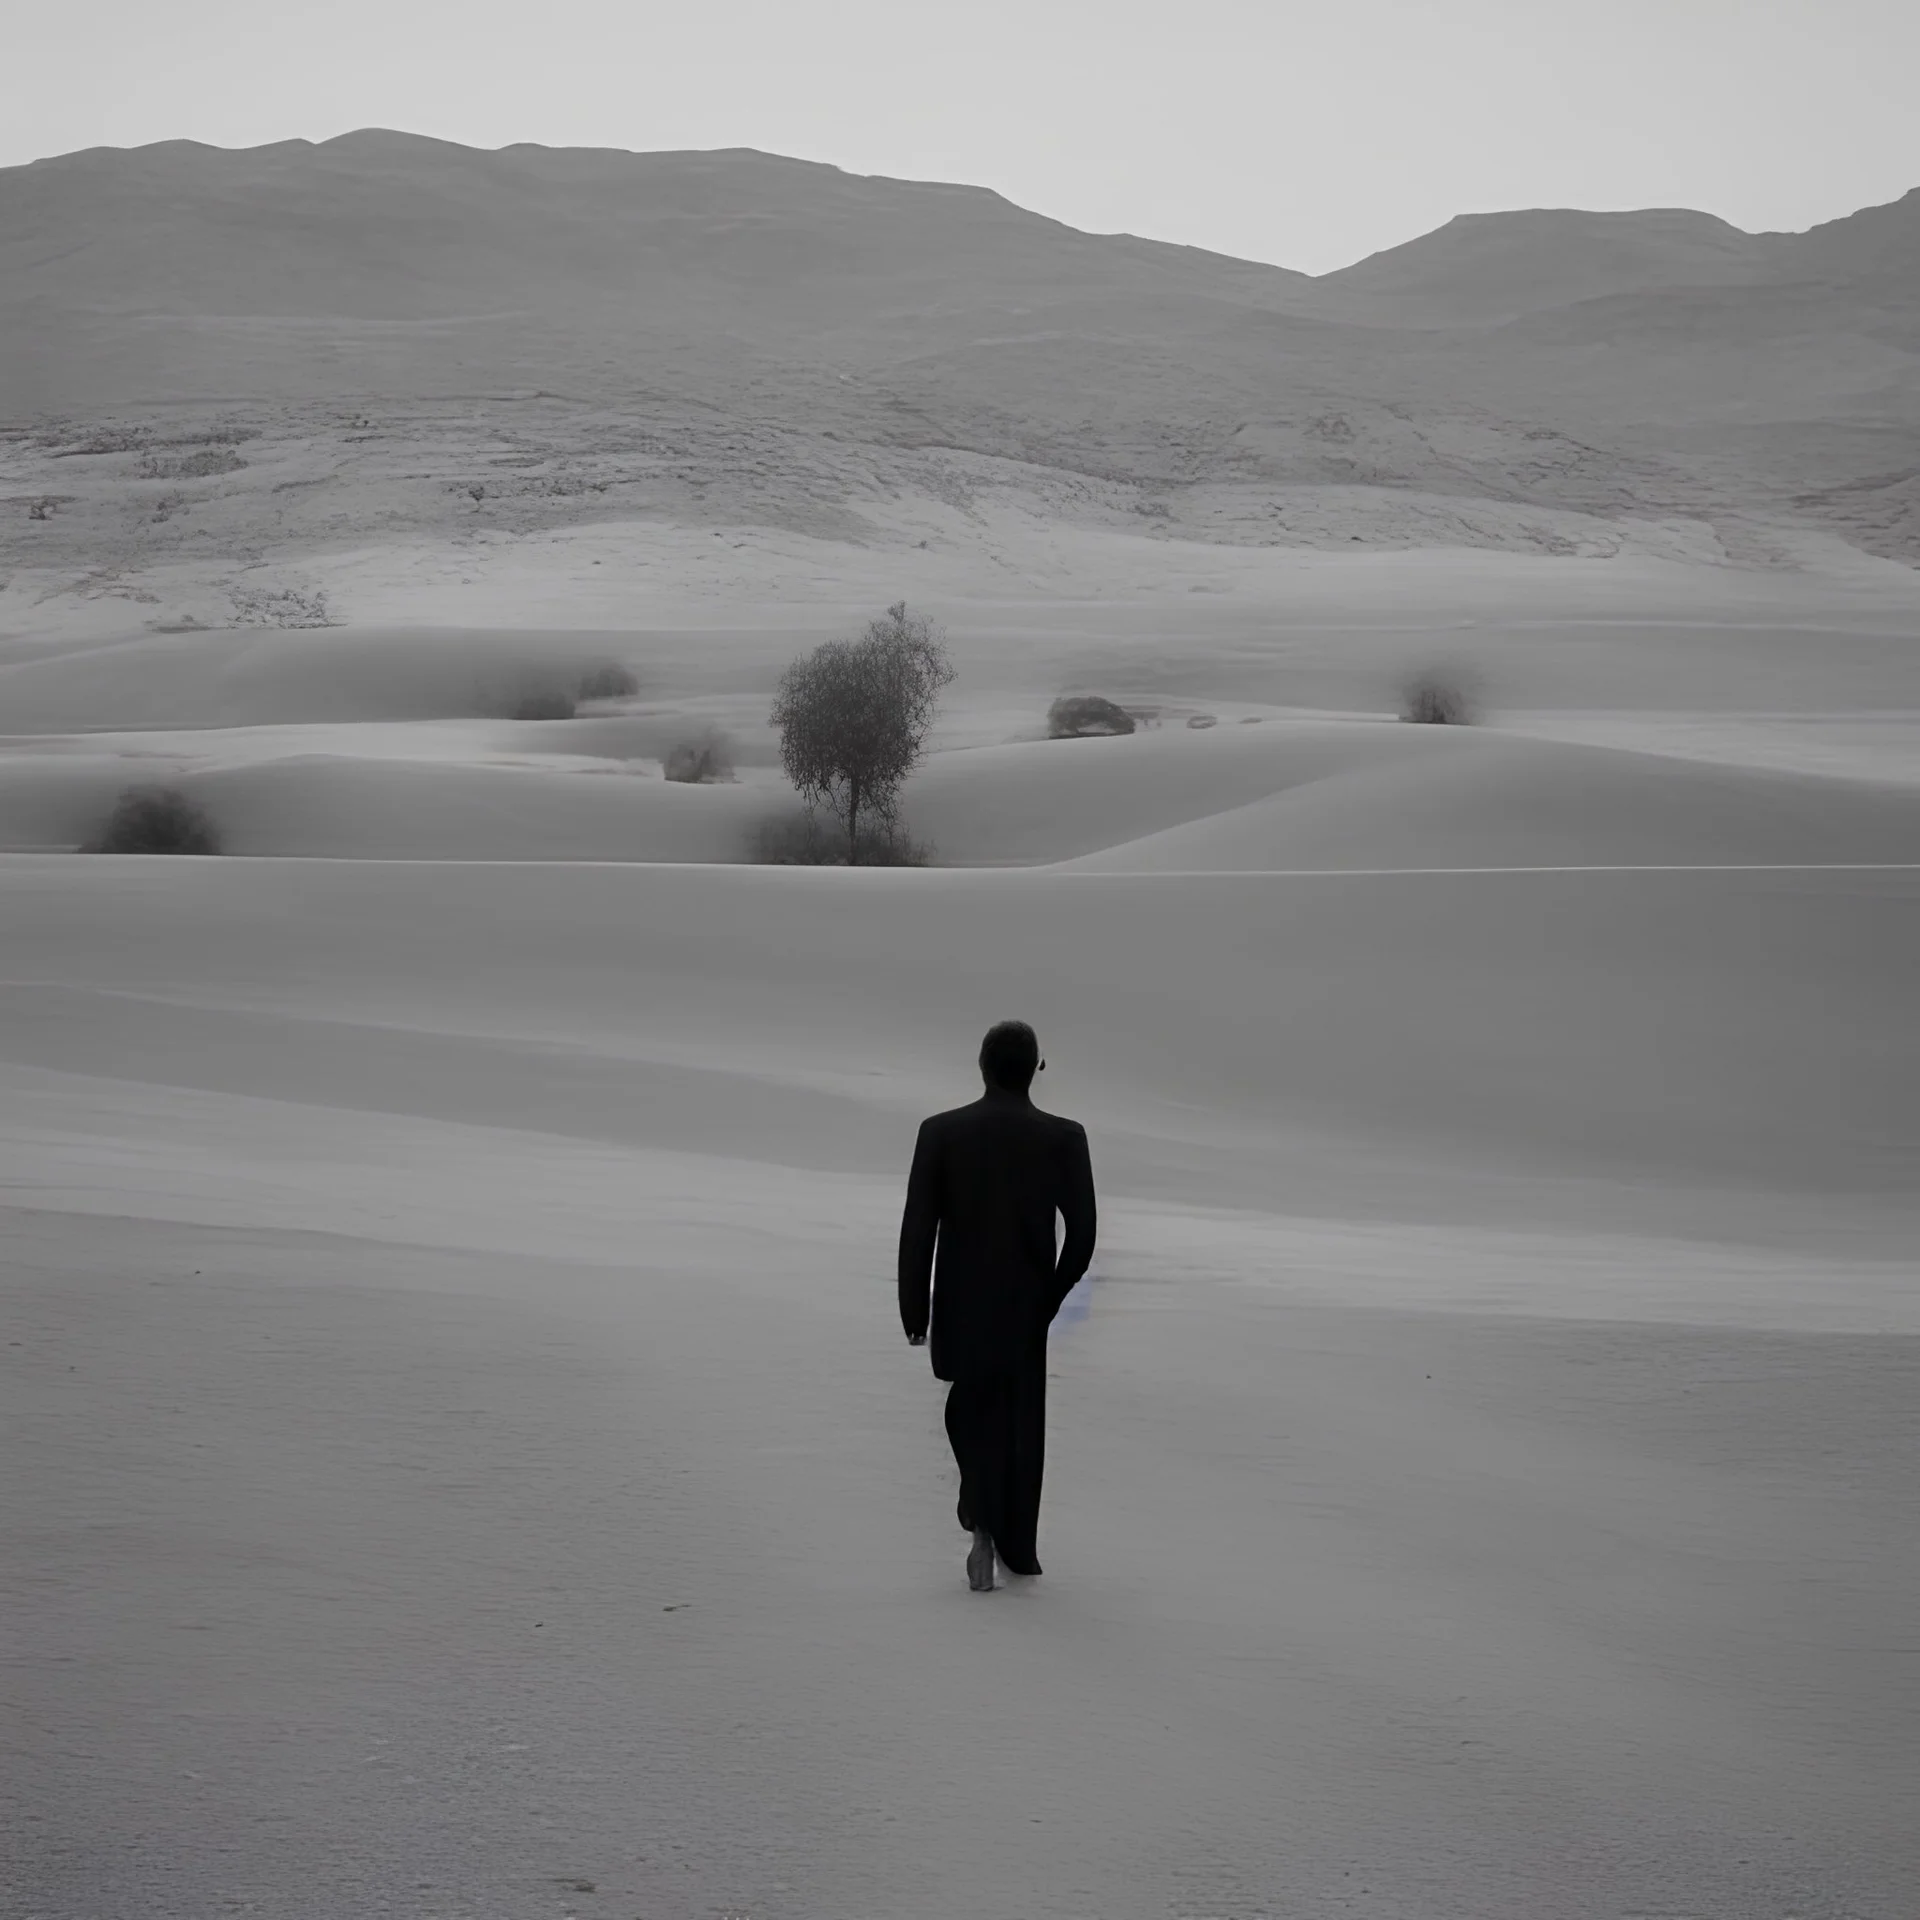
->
xmin=2 ymin=545 xmax=1917 ymax=1920
xmin=4 ymin=853 xmax=1917 ymax=1918
xmin=6 ymin=546 xmax=1920 ymax=863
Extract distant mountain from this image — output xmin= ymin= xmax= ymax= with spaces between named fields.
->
xmin=1309 ymin=208 xmax=1769 ymax=326
xmin=1310 ymin=193 xmax=1920 ymax=329
xmin=1769 ymin=185 xmax=1920 ymax=291
xmin=0 ymin=131 xmax=1316 ymax=405
xmin=5 ymin=134 xmax=1912 ymax=398
xmin=2 ymin=133 xmax=1916 ymax=567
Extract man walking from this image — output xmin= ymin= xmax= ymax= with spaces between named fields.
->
xmin=898 ymin=1021 xmax=1097 ymax=1592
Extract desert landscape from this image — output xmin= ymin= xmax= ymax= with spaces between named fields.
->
xmin=3 ymin=132 xmax=1918 ymax=1920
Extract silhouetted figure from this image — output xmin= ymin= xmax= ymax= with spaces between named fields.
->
xmin=898 ymin=1021 xmax=1097 ymax=1591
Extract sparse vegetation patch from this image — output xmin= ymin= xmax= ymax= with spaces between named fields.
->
xmin=229 ymin=584 xmax=336 ymax=628
xmin=664 ymin=730 xmax=735 ymax=783
xmin=139 ymin=448 xmax=247 ymax=480
xmin=1048 ymin=694 xmax=1136 ymax=738
xmin=89 ymin=786 xmax=222 ymax=855
xmin=1399 ymin=669 xmax=1478 ymax=725
xmin=576 ymin=662 xmax=639 ymax=701
xmin=53 ymin=429 xmax=151 ymax=458
xmin=750 ymin=811 xmax=930 ymax=867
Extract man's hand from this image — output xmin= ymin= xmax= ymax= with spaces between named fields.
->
xmin=907 ymin=1333 xmax=926 ymax=1346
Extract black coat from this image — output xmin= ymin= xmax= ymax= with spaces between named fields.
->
xmin=898 ymin=1089 xmax=1098 ymax=1383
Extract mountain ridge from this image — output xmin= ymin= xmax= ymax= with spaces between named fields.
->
xmin=1 ymin=133 xmax=1916 ymax=591
xmin=12 ymin=128 xmax=1912 ymax=281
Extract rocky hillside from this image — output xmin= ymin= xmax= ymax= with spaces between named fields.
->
xmin=1 ymin=133 xmax=1915 ymax=605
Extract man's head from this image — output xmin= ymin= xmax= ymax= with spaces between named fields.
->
xmin=979 ymin=1020 xmax=1042 ymax=1094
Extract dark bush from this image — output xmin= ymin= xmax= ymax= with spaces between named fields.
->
xmin=54 ymin=429 xmax=150 ymax=457
xmin=664 ymin=731 xmax=734 ymax=784
xmin=90 ymin=786 xmax=222 ymax=855
xmin=749 ymin=811 xmax=930 ymax=867
xmin=1399 ymin=670 xmax=1477 ymax=726
xmin=576 ymin=662 xmax=639 ymax=701
xmin=1048 ymin=694 xmax=1136 ymax=738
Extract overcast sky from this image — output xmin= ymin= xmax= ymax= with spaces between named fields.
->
xmin=11 ymin=0 xmax=1918 ymax=274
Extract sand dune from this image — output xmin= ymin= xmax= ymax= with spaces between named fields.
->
xmin=10 ymin=696 xmax=1915 ymax=867
xmin=7 ymin=655 xmax=1917 ymax=1920
xmin=0 ymin=624 xmax=673 ymax=733
xmin=12 ymin=1200 xmax=1914 ymax=1920
xmin=4 ymin=547 xmax=1917 ymax=874
xmin=6 ymin=851 xmax=1917 ymax=1915
xmin=899 ymin=721 xmax=1441 ymax=864
xmin=3 ymin=854 xmax=1912 ymax=1229
xmin=182 ymin=757 xmax=767 ymax=862
xmin=1053 ymin=727 xmax=1920 ymax=872
xmin=0 ymin=749 xmax=771 ymax=862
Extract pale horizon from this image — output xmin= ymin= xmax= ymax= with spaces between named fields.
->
xmin=12 ymin=0 xmax=1920 ymax=275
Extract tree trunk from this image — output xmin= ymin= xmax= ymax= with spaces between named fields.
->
xmin=846 ymin=774 xmax=861 ymax=865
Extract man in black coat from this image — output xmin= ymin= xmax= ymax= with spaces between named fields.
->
xmin=898 ymin=1021 xmax=1098 ymax=1591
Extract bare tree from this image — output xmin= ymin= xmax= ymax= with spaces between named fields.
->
xmin=770 ymin=602 xmax=954 ymax=863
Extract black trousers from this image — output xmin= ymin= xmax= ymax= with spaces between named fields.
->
xmin=945 ymin=1357 xmax=1047 ymax=1576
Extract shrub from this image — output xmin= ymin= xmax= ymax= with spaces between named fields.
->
xmin=138 ymin=448 xmax=246 ymax=480
xmin=90 ymin=786 xmax=222 ymax=855
xmin=749 ymin=811 xmax=930 ymax=867
xmin=664 ymin=731 xmax=734 ymax=784
xmin=1048 ymin=694 xmax=1136 ymax=738
xmin=54 ymin=429 xmax=150 ymax=457
xmin=1399 ymin=669 xmax=1477 ymax=726
xmin=576 ymin=662 xmax=639 ymax=701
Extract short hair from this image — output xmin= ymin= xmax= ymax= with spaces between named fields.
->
xmin=979 ymin=1020 xmax=1040 ymax=1092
